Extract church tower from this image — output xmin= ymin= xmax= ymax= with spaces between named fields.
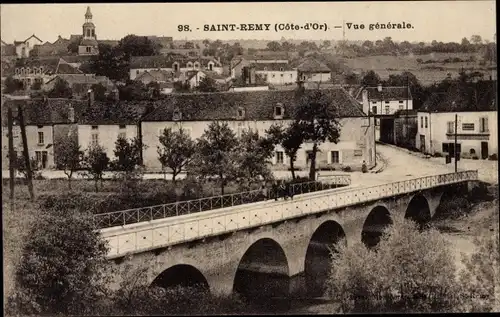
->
xmin=78 ymin=6 xmax=99 ymax=55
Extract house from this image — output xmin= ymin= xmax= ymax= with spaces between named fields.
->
xmin=416 ymin=110 xmax=497 ymax=159
xmin=1 ymin=98 xmax=85 ymax=170
xmin=296 ymin=58 xmax=332 ymax=83
xmin=13 ymin=34 xmax=43 ymax=58
xmin=361 ymin=85 xmax=413 ymax=116
xmin=230 ymin=54 xmax=290 ymax=79
xmin=129 ymin=55 xmax=223 ymax=80
xmin=44 ymin=73 xmax=117 ymax=98
xmin=379 ymin=110 xmax=418 ymax=149
xmin=251 ymin=62 xmax=298 ymax=85
xmin=31 ymin=36 xmax=71 ymax=57
xmin=140 ymin=86 xmax=375 ymax=172
xmin=135 ymin=69 xmax=174 ymax=85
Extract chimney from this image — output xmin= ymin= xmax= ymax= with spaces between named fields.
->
xmin=362 ymin=89 xmax=369 ymax=115
xmin=377 ymin=83 xmax=383 ymax=92
xmin=249 ymin=66 xmax=256 ymax=85
xmin=88 ymin=89 xmax=94 ymax=106
xmin=68 ymin=106 xmax=75 ymax=123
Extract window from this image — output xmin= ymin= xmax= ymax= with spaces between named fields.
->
xmin=237 ymin=107 xmax=245 ymax=119
xmin=118 ymin=132 xmax=126 ymax=140
xmin=385 ymin=101 xmax=390 ymax=104
xmin=372 ymin=106 xmax=377 ymax=114
xmin=91 ymin=133 xmax=99 ymax=146
xmin=372 ymin=101 xmax=377 ymax=104
xmin=274 ymin=105 xmax=284 ymax=118
xmin=276 ymin=151 xmax=284 ymax=164
xmin=208 ymin=63 xmax=213 ymax=71
xmin=187 ymin=62 xmax=193 ymax=68
xmin=136 ymin=70 xmax=140 ymax=75
xmin=91 ymin=125 xmax=99 ymax=130
xmin=354 ymin=149 xmax=363 ymax=156
xmin=385 ymin=106 xmax=390 ymax=114
xmin=15 ymin=68 xmax=19 ymax=75
xmin=462 ymin=123 xmax=474 ymax=131
xmin=26 ymin=67 xmax=30 ymax=74
xmin=280 ymin=74 xmax=283 ymax=77
xmin=87 ymin=29 xmax=91 ymax=37
xmin=280 ymin=67 xmax=284 ymax=71
xmin=425 ymin=117 xmax=428 ymax=128
xmin=331 ymin=151 xmax=340 ymax=164
xmin=399 ymin=100 xmax=404 ymax=103
xmin=35 ymin=151 xmax=48 ymax=169
xmin=119 ymin=124 xmax=126 ymax=129
xmin=290 ymin=74 xmax=293 ymax=78
xmin=264 ymin=67 xmax=268 ymax=71
xmin=38 ymin=131 xmax=44 ymax=144
xmin=272 ymin=74 xmax=275 ymax=78
xmin=20 ymin=68 xmax=25 ymax=75
xmin=306 ymin=150 xmax=314 ymax=164
xmin=86 ymin=47 xmax=91 ymax=53
xmin=194 ymin=62 xmax=200 ymax=69
xmin=173 ymin=63 xmax=179 ymax=72
xmin=399 ymin=104 xmax=404 ymax=110
xmin=447 ymin=121 xmax=454 ymax=133
xmin=91 ymin=29 xmax=95 ymax=37
xmin=479 ymin=117 xmax=489 ymax=132
xmin=39 ymin=67 xmax=43 ymax=73
xmin=421 ymin=117 xmax=424 ymax=128
xmin=442 ymin=143 xmax=449 ymax=153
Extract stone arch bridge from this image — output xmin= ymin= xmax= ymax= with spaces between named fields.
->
xmin=101 ymin=171 xmax=478 ymax=298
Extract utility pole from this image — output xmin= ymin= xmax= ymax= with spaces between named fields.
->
xmin=7 ymin=107 xmax=15 ymax=203
xmin=18 ymin=105 xmax=35 ymax=200
xmin=454 ymin=113 xmax=458 ymax=173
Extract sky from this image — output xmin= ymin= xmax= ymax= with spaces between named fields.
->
xmin=0 ymin=1 xmax=496 ymax=44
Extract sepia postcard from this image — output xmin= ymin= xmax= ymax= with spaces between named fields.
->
xmin=1 ymin=1 xmax=498 ymax=315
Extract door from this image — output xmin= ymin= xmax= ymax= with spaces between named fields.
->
xmin=481 ymin=142 xmax=489 ymax=159
xmin=419 ymin=135 xmax=426 ymax=153
xmin=41 ymin=151 xmax=48 ymax=169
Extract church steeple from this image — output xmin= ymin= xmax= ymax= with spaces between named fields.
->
xmin=85 ymin=6 xmax=92 ymax=22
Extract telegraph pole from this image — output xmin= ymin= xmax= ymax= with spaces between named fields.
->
xmin=18 ymin=105 xmax=35 ymax=200
xmin=454 ymin=113 xmax=458 ymax=173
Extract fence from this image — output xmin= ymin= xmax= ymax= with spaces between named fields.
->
xmin=101 ymin=170 xmax=478 ymax=258
xmin=94 ymin=175 xmax=351 ymax=229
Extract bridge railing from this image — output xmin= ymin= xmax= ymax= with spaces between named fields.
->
xmin=101 ymin=170 xmax=477 ymax=258
xmin=94 ymin=175 xmax=351 ymax=229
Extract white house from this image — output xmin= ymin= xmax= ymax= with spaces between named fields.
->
xmin=13 ymin=34 xmax=43 ymax=58
xmin=296 ymin=58 xmax=332 ymax=83
xmin=252 ymin=63 xmax=298 ymax=85
xmin=140 ymin=87 xmax=376 ymax=172
xmin=416 ymin=110 xmax=497 ymax=159
xmin=363 ymin=85 xmax=413 ymax=116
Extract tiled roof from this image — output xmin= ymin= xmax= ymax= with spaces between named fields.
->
xmin=70 ymin=35 xmax=83 ymax=43
xmin=296 ymin=58 xmax=331 ymax=73
xmin=15 ymin=57 xmax=60 ymax=74
xmin=142 ymin=87 xmax=365 ymax=122
xmin=98 ymin=40 xmax=119 ymax=47
xmin=59 ymin=55 xmax=93 ymax=64
xmin=80 ymin=38 xmax=98 ymax=46
xmin=365 ymin=86 xmax=412 ymax=101
xmin=77 ymin=102 xmax=145 ymax=125
xmin=130 ymin=55 xmax=180 ymax=69
xmin=55 ymin=59 xmax=83 ymax=74
xmin=251 ymin=63 xmax=294 ymax=71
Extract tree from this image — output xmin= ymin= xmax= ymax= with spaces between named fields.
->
xmin=190 ymin=121 xmax=239 ymax=195
xmin=325 ymin=219 xmax=470 ymax=313
xmin=112 ymin=136 xmax=143 ymax=173
xmin=12 ymin=154 xmax=38 ymax=179
xmin=3 ymin=75 xmax=24 ymax=93
xmin=48 ymin=77 xmax=72 ymax=98
xmin=54 ymin=135 xmax=83 ymax=190
xmin=470 ymin=35 xmax=483 ymax=45
xmin=86 ymin=43 xmax=129 ymax=81
xmin=295 ymin=90 xmax=341 ymax=180
xmin=157 ymin=128 xmax=196 ymax=182
xmin=361 ymin=70 xmax=381 ymax=87
xmin=321 ymin=40 xmax=332 ymax=50
xmin=117 ymin=35 xmax=160 ymax=58
xmin=184 ymin=41 xmax=195 ymax=49
xmin=362 ymin=40 xmax=374 ymax=49
xmin=266 ymin=122 xmax=305 ymax=179
xmin=82 ymin=144 xmax=109 ymax=192
xmin=90 ymin=83 xmax=107 ymax=101
xmin=31 ymin=80 xmax=42 ymax=91
xmin=147 ymin=81 xmax=161 ymax=99
xmin=461 ymin=37 xmax=471 ymax=46
xmin=196 ymin=76 xmax=218 ymax=92
xmin=118 ymin=80 xmax=149 ymax=101
xmin=236 ymin=129 xmax=275 ymax=189
xmin=344 ymin=73 xmax=361 ymax=85
xmin=267 ymin=41 xmax=282 ymax=51
xmin=6 ymin=208 xmax=110 ymax=316
xmin=67 ymin=41 xmax=79 ymax=54
xmin=173 ymin=80 xmax=191 ymax=93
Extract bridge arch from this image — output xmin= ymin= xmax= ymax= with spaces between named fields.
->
xmin=233 ymin=238 xmax=289 ymax=300
xmin=361 ymin=205 xmax=393 ymax=248
xmin=304 ymin=220 xmax=346 ymax=297
xmin=405 ymin=194 xmax=431 ymax=228
xmin=151 ymin=264 xmax=209 ymax=291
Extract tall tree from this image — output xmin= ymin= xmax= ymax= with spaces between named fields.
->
xmin=111 ymin=136 xmax=143 ymax=173
xmin=54 ymin=135 xmax=83 ymax=190
xmin=470 ymin=35 xmax=483 ymax=45
xmin=237 ymin=128 xmax=275 ymax=189
xmin=157 ymin=128 xmax=196 ymax=182
xmin=266 ymin=41 xmax=282 ymax=51
xmin=90 ymin=83 xmax=107 ymax=101
xmin=82 ymin=144 xmax=109 ymax=192
xmin=196 ymin=76 xmax=218 ymax=92
xmin=190 ymin=121 xmax=239 ymax=195
xmin=361 ymin=70 xmax=381 ymax=87
xmin=266 ymin=122 xmax=305 ymax=179
xmin=295 ymin=90 xmax=341 ymax=180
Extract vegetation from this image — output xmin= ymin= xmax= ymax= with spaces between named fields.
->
xmin=158 ymin=127 xmax=196 ymax=182
xmin=82 ymin=144 xmax=110 ymax=192
xmin=266 ymin=122 xmax=305 ymax=179
xmin=54 ymin=135 xmax=83 ymax=190
xmin=3 ymin=76 xmax=24 ymax=93
xmin=48 ymin=77 xmax=72 ymax=99
xmin=111 ymin=136 xmax=143 ymax=173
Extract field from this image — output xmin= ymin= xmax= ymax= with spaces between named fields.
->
xmin=339 ymin=52 xmax=497 ymax=85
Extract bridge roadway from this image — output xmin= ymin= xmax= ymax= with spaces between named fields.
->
xmin=100 ymin=170 xmax=478 ymax=259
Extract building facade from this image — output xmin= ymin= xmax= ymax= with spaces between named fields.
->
xmin=416 ymin=110 xmax=498 ymax=159
xmin=296 ymin=58 xmax=332 ymax=83
xmin=13 ymin=34 xmax=43 ymax=58
xmin=363 ymin=85 xmax=413 ymax=116
xmin=252 ymin=63 xmax=297 ymax=85
xmin=129 ymin=56 xmax=223 ymax=80
xmin=140 ymin=87 xmax=375 ymax=172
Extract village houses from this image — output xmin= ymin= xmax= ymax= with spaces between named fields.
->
xmin=140 ymin=86 xmax=376 ymax=173
xmin=295 ymin=58 xmax=332 ymax=83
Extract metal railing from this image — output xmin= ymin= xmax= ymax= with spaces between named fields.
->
xmin=94 ymin=175 xmax=351 ymax=229
xmin=101 ymin=170 xmax=477 ymax=258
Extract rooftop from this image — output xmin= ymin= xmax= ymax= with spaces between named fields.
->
xmin=296 ymin=58 xmax=331 ymax=73
xmin=364 ymin=86 xmax=412 ymax=101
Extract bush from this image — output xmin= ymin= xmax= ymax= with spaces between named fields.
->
xmin=5 ymin=208 xmax=111 ymax=316
xmin=434 ymin=195 xmax=471 ymax=219
xmin=461 ymin=152 xmax=472 ymax=159
xmin=433 ymin=152 xmax=443 ymax=157
xmin=325 ymin=219 xmax=470 ymax=313
xmin=341 ymin=166 xmax=352 ymax=172
xmin=472 ymin=155 xmax=479 ymax=160
xmin=488 ymin=154 xmax=497 ymax=161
